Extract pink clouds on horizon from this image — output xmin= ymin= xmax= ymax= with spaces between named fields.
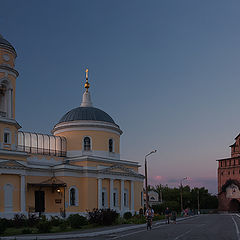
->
xmin=148 ymin=175 xmax=217 ymax=194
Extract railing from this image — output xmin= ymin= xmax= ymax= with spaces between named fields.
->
xmin=17 ymin=145 xmax=66 ymax=157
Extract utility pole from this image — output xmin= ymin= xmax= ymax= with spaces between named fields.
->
xmin=197 ymin=189 xmax=200 ymax=214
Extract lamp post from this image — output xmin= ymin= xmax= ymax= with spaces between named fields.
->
xmin=180 ymin=177 xmax=189 ymax=212
xmin=145 ymin=150 xmax=157 ymax=209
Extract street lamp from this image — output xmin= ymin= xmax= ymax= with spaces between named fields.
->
xmin=145 ymin=150 xmax=157 ymax=209
xmin=180 ymin=177 xmax=190 ymax=212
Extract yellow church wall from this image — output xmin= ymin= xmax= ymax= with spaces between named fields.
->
xmin=55 ymin=130 xmax=120 ymax=153
xmin=0 ymin=123 xmax=17 ymax=145
xmin=0 ymin=174 xmax=20 ymax=212
xmin=0 ymin=154 xmax=26 ymax=162
xmin=134 ymin=181 xmax=143 ymax=212
xmin=85 ymin=177 xmax=98 ymax=211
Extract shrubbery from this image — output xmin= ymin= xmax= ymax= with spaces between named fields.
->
xmin=67 ymin=214 xmax=88 ymax=228
xmin=123 ymin=212 xmax=132 ymax=220
xmin=37 ymin=215 xmax=52 ymax=233
xmin=88 ymin=208 xmax=119 ymax=226
xmin=13 ymin=214 xmax=27 ymax=228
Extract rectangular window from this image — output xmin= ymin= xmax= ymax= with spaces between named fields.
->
xmin=102 ymin=192 xmax=105 ymax=207
xmin=113 ymin=192 xmax=116 ymax=207
xmin=4 ymin=132 xmax=9 ymax=144
xmin=124 ymin=193 xmax=127 ymax=207
xmin=141 ymin=192 xmax=143 ymax=206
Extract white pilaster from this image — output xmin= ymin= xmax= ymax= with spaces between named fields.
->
xmin=110 ymin=179 xmax=114 ymax=209
xmin=121 ymin=179 xmax=124 ymax=211
xmin=131 ymin=181 xmax=134 ymax=213
xmin=20 ymin=175 xmax=26 ymax=214
xmin=98 ymin=178 xmax=102 ymax=209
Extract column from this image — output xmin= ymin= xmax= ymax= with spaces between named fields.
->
xmin=98 ymin=178 xmax=102 ymax=209
xmin=21 ymin=175 xmax=26 ymax=213
xmin=121 ymin=179 xmax=124 ymax=211
xmin=110 ymin=179 xmax=114 ymax=209
xmin=131 ymin=181 xmax=134 ymax=212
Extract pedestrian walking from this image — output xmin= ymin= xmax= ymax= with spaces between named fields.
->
xmin=165 ymin=207 xmax=171 ymax=224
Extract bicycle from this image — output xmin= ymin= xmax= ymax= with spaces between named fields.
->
xmin=146 ymin=216 xmax=152 ymax=230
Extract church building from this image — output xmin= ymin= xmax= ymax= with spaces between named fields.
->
xmin=0 ymin=34 xmax=144 ymax=218
xmin=217 ymin=134 xmax=240 ymax=212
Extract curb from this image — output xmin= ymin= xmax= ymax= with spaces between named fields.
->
xmin=0 ymin=215 xmax=198 ymax=240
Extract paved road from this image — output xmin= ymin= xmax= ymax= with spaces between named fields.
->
xmin=70 ymin=214 xmax=240 ymax=240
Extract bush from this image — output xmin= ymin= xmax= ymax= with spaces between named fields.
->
xmin=67 ymin=214 xmax=88 ymax=228
xmin=22 ymin=228 xmax=32 ymax=234
xmin=27 ymin=214 xmax=39 ymax=227
xmin=50 ymin=216 xmax=62 ymax=226
xmin=59 ymin=221 xmax=68 ymax=231
xmin=37 ymin=217 xmax=52 ymax=233
xmin=123 ymin=212 xmax=132 ymax=220
xmin=88 ymin=209 xmax=119 ymax=226
xmin=0 ymin=220 xmax=7 ymax=234
xmin=139 ymin=208 xmax=144 ymax=216
xmin=13 ymin=214 xmax=27 ymax=228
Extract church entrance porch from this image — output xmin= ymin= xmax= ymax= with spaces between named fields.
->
xmin=28 ymin=177 xmax=66 ymax=217
xmin=229 ymin=199 xmax=240 ymax=212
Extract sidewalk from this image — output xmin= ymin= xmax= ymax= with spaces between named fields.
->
xmin=0 ymin=215 xmax=198 ymax=240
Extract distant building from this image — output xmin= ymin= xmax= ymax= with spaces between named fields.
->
xmin=0 ymin=34 xmax=144 ymax=218
xmin=217 ymin=134 xmax=240 ymax=212
xmin=144 ymin=190 xmax=161 ymax=207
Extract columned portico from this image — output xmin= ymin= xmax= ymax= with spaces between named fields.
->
xmin=98 ymin=178 xmax=102 ymax=209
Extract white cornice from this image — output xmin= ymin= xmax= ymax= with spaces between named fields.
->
xmin=52 ymin=120 xmax=123 ymax=135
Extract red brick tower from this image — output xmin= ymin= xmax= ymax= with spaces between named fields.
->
xmin=218 ymin=134 xmax=240 ymax=212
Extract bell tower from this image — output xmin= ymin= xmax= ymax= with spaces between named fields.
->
xmin=0 ymin=34 xmax=21 ymax=150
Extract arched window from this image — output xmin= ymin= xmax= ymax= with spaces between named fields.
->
xmin=109 ymin=139 xmax=113 ymax=153
xmin=3 ymin=128 xmax=11 ymax=144
xmin=84 ymin=137 xmax=91 ymax=151
xmin=69 ymin=186 xmax=78 ymax=206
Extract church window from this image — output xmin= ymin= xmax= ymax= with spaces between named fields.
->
xmin=229 ymin=160 xmax=231 ymax=166
xmin=113 ymin=189 xmax=118 ymax=207
xmin=102 ymin=192 xmax=105 ymax=207
xmin=234 ymin=160 xmax=236 ymax=166
xmin=233 ymin=170 xmax=235 ymax=175
xmin=69 ymin=186 xmax=78 ymax=206
xmin=3 ymin=129 xmax=11 ymax=144
xmin=228 ymin=171 xmax=230 ymax=175
xmin=102 ymin=188 xmax=107 ymax=207
xmin=124 ymin=189 xmax=128 ymax=207
xmin=109 ymin=139 xmax=113 ymax=152
xmin=84 ymin=137 xmax=91 ymax=151
xmin=70 ymin=188 xmax=75 ymax=206
xmin=220 ymin=161 xmax=222 ymax=167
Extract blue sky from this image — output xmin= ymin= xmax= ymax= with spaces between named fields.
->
xmin=1 ymin=0 xmax=240 ymax=193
